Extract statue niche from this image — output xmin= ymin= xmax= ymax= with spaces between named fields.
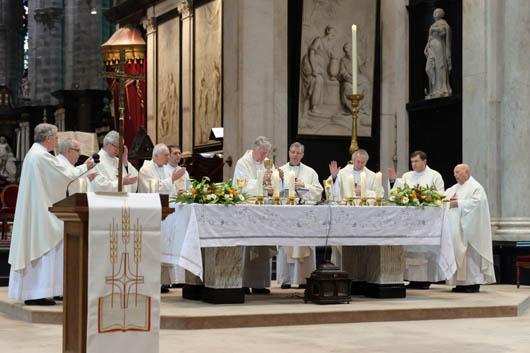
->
xmin=424 ymin=8 xmax=452 ymax=100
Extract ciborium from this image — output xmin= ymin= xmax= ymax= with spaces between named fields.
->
xmin=324 ymin=179 xmax=333 ymax=204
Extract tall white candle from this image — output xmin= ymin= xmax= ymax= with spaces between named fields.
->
xmin=289 ymin=171 xmax=296 ymax=197
xmin=256 ymin=169 xmax=264 ymax=196
xmin=351 ymin=25 xmax=358 ymax=94
xmin=150 ymin=179 xmax=158 ymax=193
xmin=272 ymin=171 xmax=280 ymax=197
xmin=79 ymin=178 xmax=85 ymax=193
xmin=347 ymin=175 xmax=354 ymax=198
xmin=360 ymin=172 xmax=366 ymax=198
xmin=375 ymin=172 xmax=383 ymax=198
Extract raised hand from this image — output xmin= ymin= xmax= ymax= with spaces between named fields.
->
xmin=329 ymin=160 xmax=340 ymax=179
xmin=172 ymin=167 xmax=186 ymax=181
xmin=386 ymin=168 xmax=398 ymax=182
xmin=122 ymin=145 xmax=129 ymax=166
xmin=85 ymin=157 xmax=95 ymax=170
xmin=87 ymin=172 xmax=98 ymax=182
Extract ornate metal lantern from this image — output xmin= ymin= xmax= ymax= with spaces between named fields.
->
xmin=304 ymin=261 xmax=352 ymax=304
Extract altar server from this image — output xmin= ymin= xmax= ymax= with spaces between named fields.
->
xmin=277 ymin=142 xmax=322 ymax=288
xmin=8 ymin=123 xmax=95 ymax=305
xmin=233 ymin=136 xmax=282 ymax=294
xmin=328 ymin=149 xmax=379 ymax=267
xmin=445 ymin=164 xmax=495 ymax=292
xmin=138 ymin=143 xmax=187 ymax=194
xmin=89 ymin=130 xmax=138 ymax=193
xmin=164 ymin=145 xmax=191 ymax=192
xmin=387 ymin=151 xmax=445 ymax=289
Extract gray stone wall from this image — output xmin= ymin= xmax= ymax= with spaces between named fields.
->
xmin=0 ymin=0 xmax=24 ymax=102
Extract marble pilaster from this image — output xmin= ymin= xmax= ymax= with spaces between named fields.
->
xmin=463 ymin=0 xmax=530 ymax=241
xmin=178 ymin=1 xmax=194 ymax=153
xmin=223 ymin=0 xmax=288 ymax=180
xmin=142 ymin=16 xmax=157 ymax=143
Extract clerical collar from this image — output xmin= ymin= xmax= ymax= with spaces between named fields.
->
xmin=289 ymin=163 xmax=300 ymax=167
xmin=415 ymin=166 xmax=428 ymax=176
xmin=152 ymin=159 xmax=164 ymax=169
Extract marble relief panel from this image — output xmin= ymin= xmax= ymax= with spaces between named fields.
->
xmin=298 ymin=0 xmax=377 ymax=137
xmin=194 ymin=0 xmax=222 ymax=147
xmin=157 ymin=15 xmax=180 ymax=146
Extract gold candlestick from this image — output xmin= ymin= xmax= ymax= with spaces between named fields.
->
xmin=255 ymin=195 xmax=265 ymax=205
xmin=286 ymin=196 xmax=296 ymax=205
xmin=359 ymin=197 xmax=368 ymax=206
xmin=345 ymin=197 xmax=354 ymax=206
xmin=347 ymin=94 xmax=365 ymax=155
xmin=375 ymin=197 xmax=384 ymax=206
xmin=271 ymin=196 xmax=282 ymax=205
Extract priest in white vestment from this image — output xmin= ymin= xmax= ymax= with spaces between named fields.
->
xmin=89 ymin=130 xmax=138 ymax=193
xmin=8 ymin=123 xmax=96 ymax=305
xmin=164 ymin=145 xmax=191 ymax=192
xmin=328 ymin=149 xmax=378 ymax=267
xmin=277 ymin=142 xmax=322 ymax=288
xmin=138 ymin=143 xmax=187 ymax=290
xmin=57 ymin=138 xmax=97 ymax=194
xmin=387 ymin=151 xmax=445 ymax=289
xmin=233 ymin=136 xmax=283 ymax=294
xmin=445 ymin=164 xmax=495 ymax=292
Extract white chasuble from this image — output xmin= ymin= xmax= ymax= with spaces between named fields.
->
xmin=164 ymin=164 xmax=191 ymax=191
xmin=390 ymin=166 xmax=444 ymax=192
xmin=87 ymin=193 xmax=161 ymax=353
xmin=331 ymin=165 xmax=378 ymax=201
xmin=89 ymin=149 xmax=138 ymax=193
xmin=277 ymin=162 xmax=321 ymax=284
xmin=57 ymin=154 xmax=88 ymax=194
xmin=138 ymin=160 xmax=175 ymax=194
xmin=445 ymin=177 xmax=495 ymax=285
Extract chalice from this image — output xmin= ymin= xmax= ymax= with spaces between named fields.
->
xmin=236 ymin=178 xmax=247 ymax=190
xmin=324 ymin=179 xmax=333 ymax=203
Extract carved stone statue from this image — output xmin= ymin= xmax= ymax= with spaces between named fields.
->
xmin=0 ymin=136 xmax=13 ymax=181
xmin=424 ymin=8 xmax=452 ymax=100
xmin=301 ymin=25 xmax=338 ymax=116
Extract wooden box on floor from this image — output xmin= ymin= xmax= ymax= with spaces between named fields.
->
xmin=49 ymin=193 xmax=174 ymax=353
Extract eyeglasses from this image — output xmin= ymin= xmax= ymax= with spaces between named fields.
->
xmin=70 ymin=148 xmax=81 ymax=152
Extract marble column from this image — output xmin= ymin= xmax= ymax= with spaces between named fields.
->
xmin=142 ymin=16 xmax=157 ymax=142
xmin=178 ymin=0 xmax=194 ymax=153
xmin=463 ymin=0 xmax=530 ymax=242
xmin=223 ymin=0 xmax=288 ymax=180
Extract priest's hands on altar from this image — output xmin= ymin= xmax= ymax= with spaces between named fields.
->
xmin=277 ymin=168 xmax=284 ymax=179
xmin=295 ymin=180 xmax=305 ymax=188
xmin=386 ymin=168 xmax=398 ymax=183
xmin=329 ymin=160 xmax=340 ymax=179
xmin=172 ymin=167 xmax=186 ymax=181
xmin=123 ymin=174 xmax=138 ymax=185
xmin=87 ymin=172 xmax=98 ymax=182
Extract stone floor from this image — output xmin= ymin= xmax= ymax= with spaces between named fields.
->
xmin=1 ymin=284 xmax=530 ymax=352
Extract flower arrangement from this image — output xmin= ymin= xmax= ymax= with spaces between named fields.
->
xmin=169 ymin=176 xmax=246 ymax=206
xmin=388 ymin=184 xmax=446 ymax=207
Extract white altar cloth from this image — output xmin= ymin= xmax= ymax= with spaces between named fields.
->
xmin=161 ymin=204 xmax=456 ymax=281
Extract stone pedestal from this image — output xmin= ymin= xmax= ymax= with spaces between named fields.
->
xmin=342 ymin=246 xmax=405 ymax=298
xmin=183 ymin=247 xmax=244 ymax=304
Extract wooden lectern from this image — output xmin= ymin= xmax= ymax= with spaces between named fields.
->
xmin=49 ymin=193 xmax=174 ymax=353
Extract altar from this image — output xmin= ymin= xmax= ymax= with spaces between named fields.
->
xmin=161 ymin=204 xmax=456 ymax=303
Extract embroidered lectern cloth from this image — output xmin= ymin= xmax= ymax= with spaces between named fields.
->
xmin=87 ymin=193 xmax=161 ymax=353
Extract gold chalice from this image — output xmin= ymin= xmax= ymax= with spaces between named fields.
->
xmin=324 ymin=179 xmax=333 ymax=203
xmin=236 ymin=178 xmax=246 ymax=190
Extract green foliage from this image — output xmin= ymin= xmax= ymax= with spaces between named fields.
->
xmin=169 ymin=176 xmax=247 ymax=206
xmin=388 ymin=184 xmax=446 ymax=208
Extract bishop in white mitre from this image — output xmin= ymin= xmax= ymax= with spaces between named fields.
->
xmin=387 ymin=150 xmax=445 ymax=289
xmin=277 ymin=142 xmax=322 ymax=288
xmin=328 ymin=149 xmax=379 ymax=267
xmin=233 ymin=136 xmax=282 ymax=294
xmin=164 ymin=145 xmax=191 ymax=192
xmin=138 ymin=143 xmax=188 ymax=289
xmin=8 ymin=123 xmax=95 ymax=305
xmin=57 ymin=138 xmax=96 ymax=194
xmin=445 ymin=164 xmax=495 ymax=292
xmin=89 ymin=130 xmax=138 ymax=193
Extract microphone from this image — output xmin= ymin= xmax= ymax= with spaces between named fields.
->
xmin=66 ymin=154 xmax=100 ymax=197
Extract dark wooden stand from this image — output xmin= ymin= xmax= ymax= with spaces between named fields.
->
xmin=49 ymin=193 xmax=173 ymax=353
